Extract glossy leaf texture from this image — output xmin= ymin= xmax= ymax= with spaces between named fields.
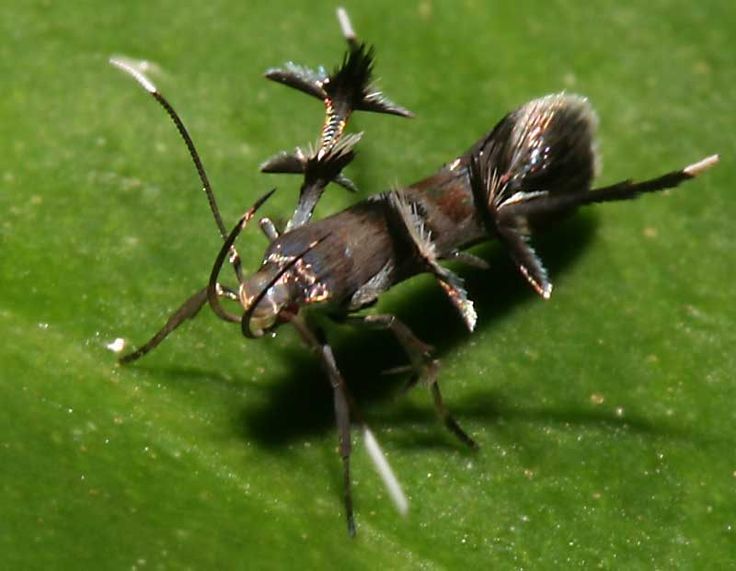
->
xmin=1 ymin=0 xmax=734 ymax=567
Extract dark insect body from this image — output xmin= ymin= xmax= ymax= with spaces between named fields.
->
xmin=110 ymin=9 xmax=718 ymax=536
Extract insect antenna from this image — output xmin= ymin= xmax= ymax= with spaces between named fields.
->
xmin=288 ymin=315 xmax=409 ymax=535
xmin=110 ymin=57 xmax=245 ymax=281
xmin=207 ymin=189 xmax=277 ymax=323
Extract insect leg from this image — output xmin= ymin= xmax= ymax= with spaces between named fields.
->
xmin=336 ymin=7 xmax=358 ymax=48
xmin=502 ymin=154 xmax=720 ymax=219
xmin=258 ymin=217 xmax=280 ymax=241
xmin=286 ymin=133 xmax=363 ymax=230
xmin=263 ymin=9 xmax=413 ymax=230
xmin=288 ymin=317 xmax=357 ymax=535
xmin=207 ymin=189 xmax=277 ymax=325
xmin=468 ymin=154 xmax=554 ymax=299
xmin=480 ymin=155 xmax=719 ymax=298
xmin=118 ymin=284 xmax=238 ymax=365
xmin=350 ymin=314 xmax=478 ymax=449
xmin=448 ymin=250 xmax=490 ymax=270
xmin=110 ymin=58 xmax=262 ymax=360
xmin=386 ymin=191 xmax=478 ymax=331
xmin=122 ymin=191 xmax=277 ymax=363
xmin=322 ymin=335 xmax=356 ymax=537
xmin=289 ymin=316 xmax=409 ymax=535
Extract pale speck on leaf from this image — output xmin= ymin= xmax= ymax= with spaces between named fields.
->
xmin=106 ymin=337 xmax=126 ymax=353
xmin=643 ymin=226 xmax=658 ymax=238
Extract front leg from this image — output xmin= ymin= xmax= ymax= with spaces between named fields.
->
xmin=319 ymin=332 xmax=356 ymax=537
xmin=118 ymin=284 xmax=239 ymax=365
xmin=289 ymin=315 xmax=408 ymax=536
xmin=288 ymin=317 xmax=359 ymax=536
xmin=348 ymin=314 xmax=478 ymax=450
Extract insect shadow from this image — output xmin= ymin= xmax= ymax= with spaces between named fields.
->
xmin=108 ymin=5 xmax=718 ymax=535
xmin=138 ymin=208 xmax=711 ymax=454
xmin=237 ymin=211 xmax=612 ymax=449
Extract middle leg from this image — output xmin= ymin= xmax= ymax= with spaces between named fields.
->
xmin=348 ymin=313 xmax=478 ymax=449
xmin=289 ymin=315 xmax=409 ymax=535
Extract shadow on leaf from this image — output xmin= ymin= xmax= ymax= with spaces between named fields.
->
xmin=238 ymin=212 xmax=618 ymax=447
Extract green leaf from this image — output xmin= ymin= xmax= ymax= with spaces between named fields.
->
xmin=2 ymin=1 xmax=734 ymax=567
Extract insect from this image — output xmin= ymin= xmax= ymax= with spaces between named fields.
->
xmin=110 ymin=8 xmax=718 ymax=535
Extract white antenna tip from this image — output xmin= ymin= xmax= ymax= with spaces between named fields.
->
xmin=363 ymin=427 xmax=409 ymax=516
xmin=110 ymin=56 xmax=158 ymax=94
xmin=684 ymin=154 xmax=719 ymax=177
xmin=336 ymin=7 xmax=357 ymax=42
